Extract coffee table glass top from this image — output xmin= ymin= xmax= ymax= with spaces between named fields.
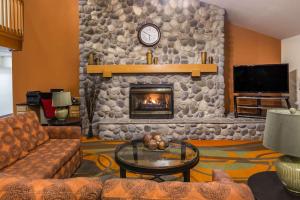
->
xmin=115 ymin=140 xmax=199 ymax=169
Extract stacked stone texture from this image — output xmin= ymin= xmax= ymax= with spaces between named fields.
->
xmin=78 ymin=0 xmax=264 ymax=141
xmin=98 ymin=123 xmax=265 ymax=141
xmin=94 ymin=74 xmax=224 ymax=120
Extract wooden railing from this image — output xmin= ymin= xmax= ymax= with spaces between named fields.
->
xmin=0 ymin=0 xmax=24 ymax=50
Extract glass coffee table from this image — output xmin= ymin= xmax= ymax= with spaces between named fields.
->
xmin=115 ymin=140 xmax=199 ymax=182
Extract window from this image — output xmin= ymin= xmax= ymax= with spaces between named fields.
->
xmin=0 ymin=49 xmax=12 ymax=116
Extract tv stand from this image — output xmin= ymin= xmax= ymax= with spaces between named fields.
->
xmin=234 ymin=95 xmax=291 ymax=118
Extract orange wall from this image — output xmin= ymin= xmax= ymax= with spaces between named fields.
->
xmin=12 ymin=0 xmax=79 ymax=110
xmin=225 ymin=23 xmax=281 ymax=112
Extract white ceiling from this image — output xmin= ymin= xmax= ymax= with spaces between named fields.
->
xmin=201 ymin=0 xmax=300 ymax=39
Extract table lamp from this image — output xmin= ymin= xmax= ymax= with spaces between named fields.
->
xmin=263 ymin=108 xmax=300 ymax=194
xmin=52 ymin=92 xmax=72 ymax=120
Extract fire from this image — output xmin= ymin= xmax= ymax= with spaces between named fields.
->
xmin=143 ymin=94 xmax=161 ymax=105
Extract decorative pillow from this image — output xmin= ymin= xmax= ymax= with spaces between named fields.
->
xmin=0 ymin=119 xmax=27 ymax=170
xmin=40 ymin=98 xmax=56 ymax=119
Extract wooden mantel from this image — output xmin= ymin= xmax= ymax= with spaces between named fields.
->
xmin=86 ymin=64 xmax=217 ymax=78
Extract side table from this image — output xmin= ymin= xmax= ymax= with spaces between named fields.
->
xmin=248 ymin=171 xmax=300 ymax=200
xmin=47 ymin=118 xmax=81 ymax=126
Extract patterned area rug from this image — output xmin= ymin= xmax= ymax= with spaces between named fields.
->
xmin=74 ymin=138 xmax=280 ymax=183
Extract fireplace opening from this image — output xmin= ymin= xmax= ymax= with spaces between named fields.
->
xmin=129 ymin=84 xmax=174 ymax=119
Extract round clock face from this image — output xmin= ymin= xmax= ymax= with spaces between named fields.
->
xmin=138 ymin=23 xmax=161 ymax=47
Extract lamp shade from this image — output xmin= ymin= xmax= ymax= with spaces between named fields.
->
xmin=263 ymin=109 xmax=300 ymax=157
xmin=52 ymin=92 xmax=72 ymax=107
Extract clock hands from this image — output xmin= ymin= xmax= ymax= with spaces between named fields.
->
xmin=142 ymin=31 xmax=151 ymax=41
xmin=142 ymin=31 xmax=150 ymax=36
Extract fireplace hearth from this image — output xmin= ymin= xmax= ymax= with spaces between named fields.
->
xmin=129 ymin=84 xmax=174 ymax=119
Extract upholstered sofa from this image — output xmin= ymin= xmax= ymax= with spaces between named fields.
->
xmin=0 ymin=111 xmax=82 ymax=179
xmin=0 ymin=111 xmax=102 ymax=199
xmin=101 ymin=170 xmax=255 ymax=200
xmin=0 ymin=112 xmax=254 ymax=200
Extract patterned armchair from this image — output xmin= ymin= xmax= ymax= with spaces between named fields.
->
xmin=101 ymin=170 xmax=255 ymax=200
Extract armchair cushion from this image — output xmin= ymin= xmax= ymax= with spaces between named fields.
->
xmin=45 ymin=126 xmax=81 ymax=139
xmin=0 ymin=176 xmax=103 ymax=200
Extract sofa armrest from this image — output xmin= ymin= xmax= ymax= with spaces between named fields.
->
xmin=44 ymin=126 xmax=81 ymax=139
xmin=0 ymin=175 xmax=102 ymax=200
xmin=212 ymin=169 xmax=234 ymax=183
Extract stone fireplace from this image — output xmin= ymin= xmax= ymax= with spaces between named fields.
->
xmin=130 ymin=84 xmax=174 ymax=119
xmin=79 ymin=0 xmax=266 ymax=140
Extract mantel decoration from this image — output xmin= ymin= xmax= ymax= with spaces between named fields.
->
xmin=84 ymin=82 xmax=100 ymax=138
xmin=263 ymin=108 xmax=300 ymax=194
xmin=138 ymin=23 xmax=161 ymax=47
xmin=88 ymin=53 xmax=94 ymax=65
xmin=208 ymin=56 xmax=214 ymax=64
xmin=146 ymin=50 xmax=153 ymax=64
xmin=201 ymin=51 xmax=207 ymax=64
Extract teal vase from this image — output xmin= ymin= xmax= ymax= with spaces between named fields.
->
xmin=87 ymin=124 xmax=93 ymax=138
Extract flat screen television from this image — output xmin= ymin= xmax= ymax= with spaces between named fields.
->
xmin=234 ymin=64 xmax=289 ymax=93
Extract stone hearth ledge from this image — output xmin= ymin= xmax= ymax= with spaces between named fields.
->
xmin=96 ymin=116 xmax=265 ymax=125
xmin=95 ymin=115 xmax=266 ymax=141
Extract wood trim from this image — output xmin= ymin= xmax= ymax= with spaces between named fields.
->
xmin=233 ymin=93 xmax=289 ymax=97
xmin=0 ymin=27 xmax=22 ymax=50
xmin=0 ymin=0 xmax=23 ymax=50
xmin=87 ymin=64 xmax=218 ymax=78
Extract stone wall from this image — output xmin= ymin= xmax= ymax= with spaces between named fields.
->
xmin=97 ymin=117 xmax=265 ymax=141
xmin=79 ymin=0 xmax=232 ymax=139
xmin=95 ymin=74 xmax=224 ymax=120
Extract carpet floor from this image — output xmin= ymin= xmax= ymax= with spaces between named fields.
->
xmin=74 ymin=138 xmax=280 ymax=183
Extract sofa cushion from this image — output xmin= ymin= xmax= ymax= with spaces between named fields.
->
xmin=0 ymin=176 xmax=102 ymax=200
xmin=0 ymin=118 xmax=28 ymax=170
xmin=5 ymin=112 xmax=49 ymax=151
xmin=102 ymin=179 xmax=255 ymax=200
xmin=1 ymin=139 xmax=80 ymax=179
xmin=53 ymin=150 xmax=82 ymax=179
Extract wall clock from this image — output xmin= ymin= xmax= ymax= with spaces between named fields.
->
xmin=138 ymin=23 xmax=161 ymax=47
